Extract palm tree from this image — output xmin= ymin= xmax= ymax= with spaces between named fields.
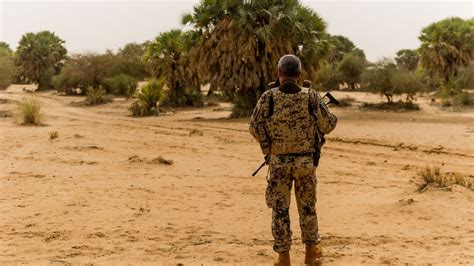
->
xmin=419 ymin=17 xmax=474 ymax=83
xmin=144 ymin=29 xmax=201 ymax=107
xmin=16 ymin=31 xmax=67 ymax=90
xmin=395 ymin=49 xmax=419 ymax=72
xmin=183 ymin=0 xmax=328 ymax=117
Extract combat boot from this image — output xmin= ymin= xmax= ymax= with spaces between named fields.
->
xmin=274 ymin=250 xmax=290 ymax=266
xmin=304 ymin=244 xmax=322 ymax=265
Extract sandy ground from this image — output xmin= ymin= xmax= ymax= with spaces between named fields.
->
xmin=1 ymin=85 xmax=473 ymax=265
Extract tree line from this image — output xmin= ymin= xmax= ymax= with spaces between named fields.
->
xmin=0 ymin=0 xmax=473 ymax=116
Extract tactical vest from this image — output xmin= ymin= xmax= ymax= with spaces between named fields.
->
xmin=266 ymin=87 xmax=318 ymax=155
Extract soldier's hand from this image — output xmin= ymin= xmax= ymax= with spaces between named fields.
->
xmin=264 ymin=154 xmax=270 ymax=164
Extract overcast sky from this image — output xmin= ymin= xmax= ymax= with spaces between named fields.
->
xmin=1 ymin=0 xmax=473 ymax=61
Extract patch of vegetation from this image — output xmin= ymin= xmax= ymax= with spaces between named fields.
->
xmin=438 ymin=87 xmax=473 ymax=107
xmin=49 ymin=130 xmax=59 ymax=141
xmin=0 ymin=42 xmax=16 ymax=90
xmin=417 ymin=166 xmax=472 ymax=192
xmin=182 ymin=1 xmax=329 ymax=117
xmin=150 ymin=156 xmax=173 ymax=165
xmin=54 ymin=43 xmax=148 ymax=96
xmin=145 ymin=30 xmax=203 ymax=108
xmin=361 ymin=59 xmax=427 ymax=103
xmin=230 ymin=91 xmax=258 ymax=118
xmin=103 ymin=73 xmax=138 ymax=97
xmin=361 ymin=101 xmax=420 ymax=111
xmin=85 ymin=86 xmax=110 ymax=106
xmin=130 ymin=79 xmax=164 ymax=117
xmin=419 ymin=17 xmax=473 ymax=83
xmin=161 ymin=87 xmax=204 ymax=108
xmin=17 ymin=97 xmax=43 ymax=125
xmin=16 ymin=31 xmax=67 ymax=90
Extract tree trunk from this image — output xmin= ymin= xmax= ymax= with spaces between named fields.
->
xmin=37 ymin=76 xmax=52 ymax=91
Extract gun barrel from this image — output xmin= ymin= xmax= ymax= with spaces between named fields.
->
xmin=323 ymin=92 xmax=341 ymax=106
xmin=252 ymin=161 xmax=267 ymax=176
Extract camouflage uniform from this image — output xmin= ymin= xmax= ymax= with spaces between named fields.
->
xmin=249 ymin=80 xmax=337 ymax=253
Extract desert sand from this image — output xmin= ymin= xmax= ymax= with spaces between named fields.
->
xmin=1 ymin=86 xmax=473 ymax=265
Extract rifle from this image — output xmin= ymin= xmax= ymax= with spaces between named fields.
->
xmin=252 ymin=154 xmax=270 ymax=177
xmin=323 ymin=92 xmax=340 ymax=106
xmin=252 ymin=80 xmax=340 ymax=174
xmin=315 ymin=91 xmax=339 ymax=166
xmin=269 ymin=79 xmax=340 ymax=106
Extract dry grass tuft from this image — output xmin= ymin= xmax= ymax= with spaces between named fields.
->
xmin=189 ymin=129 xmax=204 ymax=136
xmin=49 ymin=131 xmax=59 ymax=142
xmin=417 ymin=166 xmax=472 ymax=192
xmin=150 ymin=156 xmax=173 ymax=165
xmin=17 ymin=97 xmax=43 ymax=125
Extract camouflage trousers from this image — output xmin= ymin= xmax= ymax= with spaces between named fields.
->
xmin=265 ymin=154 xmax=321 ymax=253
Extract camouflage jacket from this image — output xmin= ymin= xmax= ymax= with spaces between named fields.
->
xmin=249 ymin=81 xmax=337 ymax=155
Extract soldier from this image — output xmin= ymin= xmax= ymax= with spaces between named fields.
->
xmin=249 ymin=55 xmax=337 ymax=265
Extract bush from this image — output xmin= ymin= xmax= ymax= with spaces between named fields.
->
xmin=54 ymin=47 xmax=148 ymax=96
xmin=54 ymin=53 xmax=106 ymax=95
xmin=438 ymin=86 xmax=474 ymax=107
xmin=0 ymin=44 xmax=16 ymax=90
xmin=454 ymin=90 xmax=473 ymax=106
xmin=104 ymin=74 xmax=138 ymax=97
xmin=315 ymin=63 xmax=342 ymax=91
xmin=130 ymin=79 xmax=164 ymax=116
xmin=361 ymin=59 xmax=427 ymax=103
xmin=337 ymin=51 xmax=366 ymax=90
xmin=17 ymin=97 xmax=42 ymax=125
xmin=85 ymin=86 xmax=106 ymax=106
xmin=161 ymin=87 xmax=204 ymax=108
xmin=390 ymin=69 xmax=427 ymax=102
xmin=417 ymin=166 xmax=472 ymax=192
xmin=230 ymin=93 xmax=257 ymax=118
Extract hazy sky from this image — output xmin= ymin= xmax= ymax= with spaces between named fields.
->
xmin=1 ymin=0 xmax=473 ymax=61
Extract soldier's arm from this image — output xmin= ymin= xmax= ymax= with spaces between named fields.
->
xmin=310 ymin=90 xmax=337 ymax=134
xmin=249 ymin=91 xmax=271 ymax=154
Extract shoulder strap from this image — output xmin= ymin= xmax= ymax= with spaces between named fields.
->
xmin=308 ymin=89 xmax=316 ymax=120
xmin=268 ymin=90 xmax=274 ymax=118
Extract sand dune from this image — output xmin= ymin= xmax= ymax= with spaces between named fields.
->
xmin=0 ymin=87 xmax=473 ymax=264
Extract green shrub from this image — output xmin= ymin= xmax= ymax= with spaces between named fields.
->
xmin=337 ymin=51 xmax=366 ymax=90
xmin=361 ymin=59 xmax=427 ymax=103
xmin=85 ymin=86 xmax=106 ymax=105
xmin=18 ymin=97 xmax=42 ymax=125
xmin=54 ymin=47 xmax=148 ymax=95
xmin=454 ymin=90 xmax=473 ymax=106
xmin=104 ymin=74 xmax=138 ymax=97
xmin=161 ymin=87 xmax=204 ymax=108
xmin=130 ymin=79 xmax=164 ymax=116
xmin=438 ymin=86 xmax=474 ymax=107
xmin=0 ymin=47 xmax=16 ymax=90
xmin=316 ymin=63 xmax=342 ymax=91
xmin=230 ymin=94 xmax=255 ymax=118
